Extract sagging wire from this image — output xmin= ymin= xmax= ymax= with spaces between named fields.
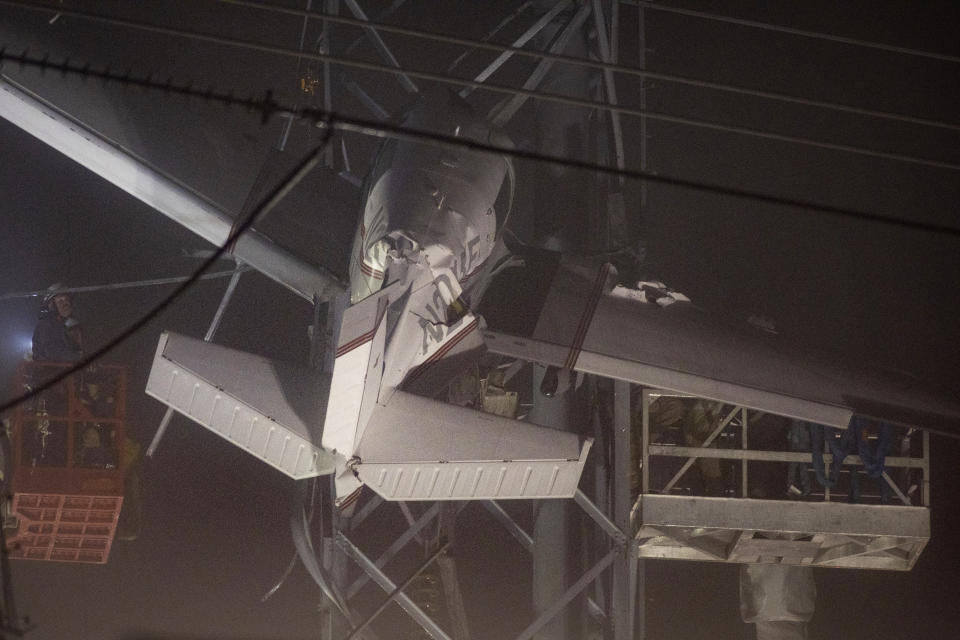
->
xmin=1 ymin=49 xmax=958 ymax=239
xmin=290 ymin=478 xmax=351 ymax=618
xmin=4 ymin=0 xmax=960 ymax=153
xmin=261 ymin=476 xmax=318 ymax=602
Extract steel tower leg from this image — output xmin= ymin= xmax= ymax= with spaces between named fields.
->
xmin=435 ymin=502 xmax=471 ymax=640
xmin=611 ymin=380 xmax=642 ymax=640
xmin=530 ymin=364 xmax=581 ymax=640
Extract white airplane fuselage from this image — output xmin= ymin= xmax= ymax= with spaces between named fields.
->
xmin=349 ymin=93 xmax=509 ymax=313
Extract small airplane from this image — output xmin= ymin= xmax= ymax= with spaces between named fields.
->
xmin=1 ymin=2 xmax=958 ymax=516
xmin=115 ymin=85 xmax=960 ymax=511
xmin=141 ymin=88 xmax=594 ymax=509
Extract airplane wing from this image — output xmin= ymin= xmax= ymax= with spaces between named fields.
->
xmin=483 ymin=259 xmax=960 ymax=434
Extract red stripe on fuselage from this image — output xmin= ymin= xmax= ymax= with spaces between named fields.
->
xmin=337 ymin=487 xmax=363 ymax=510
xmin=336 ymin=329 xmax=376 ymax=358
xmin=360 ymin=261 xmax=384 ymax=279
xmin=404 ymin=319 xmax=479 ymax=387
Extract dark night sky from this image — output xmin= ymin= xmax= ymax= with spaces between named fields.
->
xmin=1 ymin=1 xmax=959 ymax=639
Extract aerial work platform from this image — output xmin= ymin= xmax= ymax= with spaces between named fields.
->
xmin=484 ymin=326 xmax=935 ymax=574
xmin=633 ymin=390 xmax=930 ymax=571
xmin=635 ymin=495 xmax=927 ymax=571
xmin=4 ymin=362 xmax=128 ymax=564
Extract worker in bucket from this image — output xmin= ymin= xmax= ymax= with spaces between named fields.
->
xmin=32 ymin=284 xmax=83 ymax=362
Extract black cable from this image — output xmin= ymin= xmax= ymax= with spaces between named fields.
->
xmin=2 ymin=50 xmax=958 ymax=239
xmin=2 ymin=0 xmax=957 ymax=170
xmin=326 ymin=115 xmax=960 ymax=238
xmin=0 ymin=127 xmax=333 ymax=415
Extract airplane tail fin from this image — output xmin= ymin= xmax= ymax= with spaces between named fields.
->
xmin=321 ymin=266 xmax=594 ymax=503
xmin=319 ymin=286 xmax=391 ymax=459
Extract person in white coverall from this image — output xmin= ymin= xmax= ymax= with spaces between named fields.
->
xmin=740 ymin=563 xmax=816 ymax=640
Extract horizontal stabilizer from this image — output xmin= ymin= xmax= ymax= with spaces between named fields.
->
xmin=353 ymin=391 xmax=592 ymax=500
xmin=146 ymin=332 xmax=337 ymax=478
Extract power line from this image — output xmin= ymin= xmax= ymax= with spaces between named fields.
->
xmin=627 ymin=1 xmax=960 ymax=64
xmin=0 ymin=130 xmax=334 ymax=415
xmin=2 ymin=49 xmax=958 ymax=240
xmin=326 ymin=112 xmax=960 ymax=239
xmin=0 ymin=268 xmax=246 ymax=302
xmin=2 ymin=1 xmax=957 ymax=171
xmin=215 ymin=0 xmax=960 ymax=133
